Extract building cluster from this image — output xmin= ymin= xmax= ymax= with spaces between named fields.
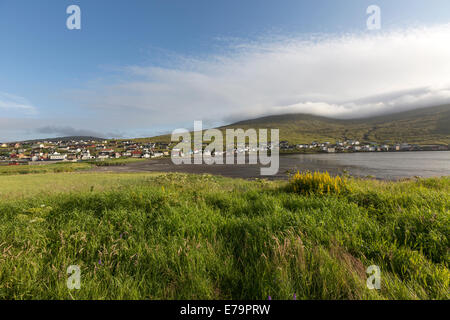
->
xmin=0 ymin=137 xmax=448 ymax=164
xmin=171 ymin=142 xmax=278 ymax=158
xmin=280 ymin=139 xmax=449 ymax=153
xmin=0 ymin=139 xmax=171 ymax=163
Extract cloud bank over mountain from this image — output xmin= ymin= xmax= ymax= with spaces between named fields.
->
xmin=78 ymin=23 xmax=450 ymax=126
xmin=34 ymin=126 xmax=104 ymax=138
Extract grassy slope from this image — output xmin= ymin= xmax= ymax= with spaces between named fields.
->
xmin=0 ymin=171 xmax=448 ymax=299
xmin=224 ymin=104 xmax=450 ymax=145
xmin=140 ymin=105 xmax=450 ymax=145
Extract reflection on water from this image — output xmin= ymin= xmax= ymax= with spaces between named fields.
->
xmin=281 ymin=151 xmax=450 ymax=180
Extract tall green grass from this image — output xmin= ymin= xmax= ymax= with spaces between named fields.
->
xmin=0 ymin=172 xmax=448 ymax=299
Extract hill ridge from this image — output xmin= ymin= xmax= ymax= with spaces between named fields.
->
xmin=220 ymin=104 xmax=450 ymax=145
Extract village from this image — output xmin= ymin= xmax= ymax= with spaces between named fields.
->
xmin=0 ymin=139 xmax=170 ymax=164
xmin=280 ymin=140 xmax=449 ymax=153
xmin=0 ymin=137 xmax=448 ymax=165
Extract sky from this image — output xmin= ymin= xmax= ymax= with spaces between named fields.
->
xmin=1 ymin=0 xmax=450 ymax=141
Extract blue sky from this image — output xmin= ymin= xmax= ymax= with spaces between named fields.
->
xmin=1 ymin=0 xmax=450 ymax=141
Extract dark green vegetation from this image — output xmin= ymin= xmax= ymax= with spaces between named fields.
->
xmin=0 ymin=171 xmax=448 ymax=299
xmin=142 ymin=105 xmax=450 ymax=145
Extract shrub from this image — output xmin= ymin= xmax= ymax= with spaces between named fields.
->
xmin=287 ymin=171 xmax=349 ymax=195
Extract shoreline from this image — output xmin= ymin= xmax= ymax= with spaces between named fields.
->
xmin=90 ymin=151 xmax=450 ymax=181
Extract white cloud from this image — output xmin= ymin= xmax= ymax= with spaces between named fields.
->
xmin=0 ymin=92 xmax=36 ymax=115
xmin=75 ymin=23 xmax=450 ymax=127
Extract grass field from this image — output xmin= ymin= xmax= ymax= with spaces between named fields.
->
xmin=0 ymin=162 xmax=92 ymax=176
xmin=0 ymin=158 xmax=150 ymax=177
xmin=0 ymin=170 xmax=448 ymax=300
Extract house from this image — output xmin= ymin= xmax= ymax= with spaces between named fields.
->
xmin=49 ymin=152 xmax=67 ymax=160
xmin=81 ymin=151 xmax=94 ymax=160
xmin=131 ymin=151 xmax=142 ymax=158
xmin=66 ymin=154 xmax=78 ymax=161
xmin=32 ymin=143 xmax=45 ymax=149
xmin=152 ymin=152 xmax=164 ymax=158
xmin=98 ymin=149 xmax=115 ymax=158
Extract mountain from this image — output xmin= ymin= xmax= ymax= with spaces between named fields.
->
xmin=220 ymin=104 xmax=450 ymax=145
xmin=129 ymin=105 xmax=450 ymax=145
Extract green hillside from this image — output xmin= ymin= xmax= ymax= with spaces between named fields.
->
xmin=223 ymin=105 xmax=450 ymax=145
xmin=137 ymin=105 xmax=450 ymax=145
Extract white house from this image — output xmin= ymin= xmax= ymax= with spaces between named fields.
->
xmin=81 ymin=151 xmax=94 ymax=160
xmin=152 ymin=152 xmax=164 ymax=158
xmin=49 ymin=152 xmax=67 ymax=160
